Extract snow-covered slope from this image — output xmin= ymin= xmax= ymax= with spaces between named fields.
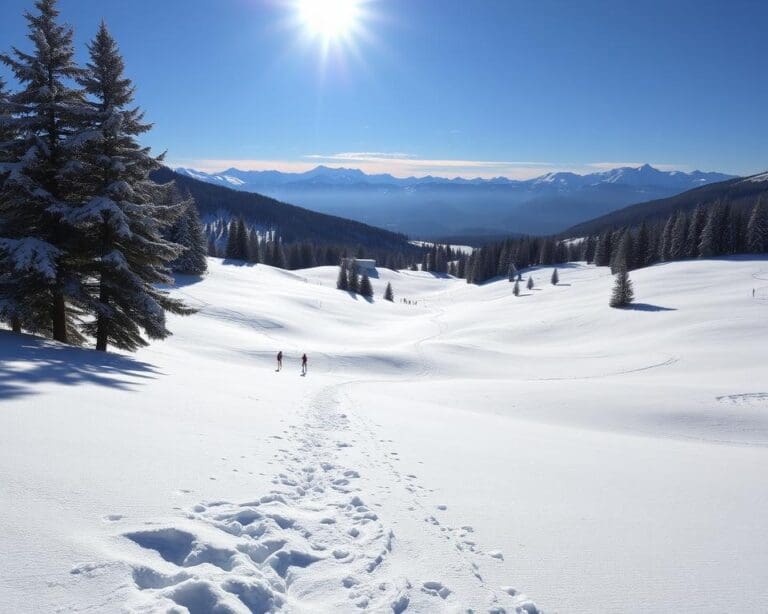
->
xmin=1 ymin=257 xmax=767 ymax=613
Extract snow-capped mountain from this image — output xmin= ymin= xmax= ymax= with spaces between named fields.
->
xmin=174 ymin=164 xmax=735 ymax=237
xmin=177 ymin=163 xmax=731 ymax=191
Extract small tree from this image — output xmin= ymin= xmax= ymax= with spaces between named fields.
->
xmin=610 ymin=267 xmax=634 ymax=308
xmin=348 ymin=262 xmax=360 ymax=293
xmin=513 ymin=279 xmax=520 ymax=296
xmin=336 ymin=261 xmax=349 ymax=290
xmin=359 ymin=271 xmax=373 ymax=298
xmin=384 ymin=281 xmax=394 ymax=302
xmin=527 ymin=276 xmax=534 ymax=290
xmin=507 ymin=263 xmax=517 ymax=282
xmin=551 ymin=268 xmax=559 ymax=285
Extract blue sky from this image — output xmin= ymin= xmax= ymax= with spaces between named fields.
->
xmin=1 ymin=0 xmax=766 ymax=178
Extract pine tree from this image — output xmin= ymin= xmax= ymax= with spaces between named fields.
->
xmin=551 ymin=268 xmax=559 ymax=285
xmin=513 ymin=279 xmax=520 ymax=296
xmin=609 ymin=266 xmax=634 ymax=308
xmin=348 ymin=262 xmax=359 ymax=293
xmin=660 ymin=215 xmax=675 ymax=261
xmin=699 ymin=203 xmax=725 ymax=257
xmin=0 ymin=77 xmax=22 ymax=332
xmin=686 ymin=206 xmax=706 ymax=258
xmin=73 ymin=22 xmax=192 ymax=351
xmin=170 ymin=201 xmax=207 ymax=275
xmin=611 ymin=229 xmax=635 ymax=272
xmin=669 ymin=211 xmax=688 ymax=260
xmin=224 ymin=217 xmax=248 ymax=260
xmin=593 ymin=232 xmax=611 ymax=266
xmin=336 ymin=261 xmax=348 ymax=290
xmin=526 ymin=276 xmax=534 ymax=290
xmin=747 ymin=198 xmax=767 ymax=254
xmin=359 ymin=271 xmax=373 ymax=298
xmin=507 ymin=262 xmax=517 ymax=282
xmin=634 ymin=222 xmax=650 ymax=269
xmin=0 ymin=0 xmax=90 ymax=342
xmin=384 ymin=281 xmax=394 ymax=302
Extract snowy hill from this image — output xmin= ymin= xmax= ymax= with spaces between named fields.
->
xmin=174 ymin=165 xmax=735 ymax=237
xmin=2 ymin=257 xmax=767 ymax=613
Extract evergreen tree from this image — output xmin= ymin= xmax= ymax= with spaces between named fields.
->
xmin=513 ymin=279 xmax=520 ymax=296
xmin=551 ymin=268 xmax=559 ymax=285
xmin=526 ymin=276 xmax=534 ymax=290
xmin=170 ymin=201 xmax=207 ymax=275
xmin=611 ymin=229 xmax=635 ymax=272
xmin=224 ymin=217 xmax=248 ymax=260
xmin=74 ymin=22 xmax=192 ymax=351
xmin=0 ymin=77 xmax=22 ymax=332
xmin=699 ymin=202 xmax=726 ymax=257
xmin=610 ymin=267 xmax=634 ymax=308
xmin=660 ymin=214 xmax=675 ymax=261
xmin=593 ymin=232 xmax=611 ymax=266
xmin=747 ymin=198 xmax=767 ymax=254
xmin=384 ymin=281 xmax=394 ymax=302
xmin=0 ymin=0 xmax=90 ymax=343
xmin=507 ymin=262 xmax=517 ymax=282
xmin=669 ymin=211 xmax=688 ymax=260
xmin=634 ymin=222 xmax=650 ymax=269
xmin=347 ymin=262 xmax=359 ymax=293
xmin=359 ymin=270 xmax=373 ymax=298
xmin=686 ymin=206 xmax=706 ymax=258
xmin=336 ymin=261 xmax=349 ymax=290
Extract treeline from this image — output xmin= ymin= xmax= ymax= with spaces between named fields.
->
xmin=205 ymin=216 xmax=421 ymax=271
xmin=0 ymin=0 xmax=195 ymax=351
xmin=464 ymin=199 xmax=768 ymax=284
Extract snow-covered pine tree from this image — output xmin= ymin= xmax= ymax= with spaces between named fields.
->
xmin=609 ymin=266 xmax=634 ymax=308
xmin=669 ymin=211 xmax=688 ymax=260
xmin=686 ymin=205 xmax=706 ymax=258
xmin=634 ymin=222 xmax=650 ymax=269
xmin=513 ymin=279 xmax=520 ymax=296
xmin=551 ymin=268 xmax=559 ymax=285
xmin=747 ymin=198 xmax=767 ymax=254
xmin=225 ymin=217 xmax=248 ymax=260
xmin=593 ymin=232 xmax=610 ymax=266
xmin=611 ymin=229 xmax=634 ymax=273
xmin=336 ymin=261 xmax=349 ymax=290
xmin=384 ymin=281 xmax=394 ymax=302
xmin=526 ymin=276 xmax=534 ymax=290
xmin=659 ymin=214 xmax=675 ymax=261
xmin=699 ymin=202 xmax=725 ymax=257
xmin=507 ymin=262 xmax=517 ymax=282
xmin=170 ymin=200 xmax=207 ymax=275
xmin=0 ymin=0 xmax=90 ymax=342
xmin=348 ymin=262 xmax=360 ymax=293
xmin=0 ymin=77 xmax=22 ymax=332
xmin=359 ymin=271 xmax=373 ymax=298
xmin=72 ymin=22 xmax=193 ymax=351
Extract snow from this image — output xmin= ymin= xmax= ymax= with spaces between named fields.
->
xmin=1 ymin=257 xmax=768 ymax=613
xmin=409 ymin=240 xmax=474 ymax=255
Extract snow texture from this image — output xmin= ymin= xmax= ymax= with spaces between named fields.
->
xmin=1 ymin=257 xmax=768 ymax=613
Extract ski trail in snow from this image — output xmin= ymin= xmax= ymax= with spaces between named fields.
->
xmin=107 ymin=380 xmax=539 ymax=613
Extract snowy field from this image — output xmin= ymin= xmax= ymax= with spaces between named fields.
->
xmin=1 ymin=257 xmax=767 ymax=613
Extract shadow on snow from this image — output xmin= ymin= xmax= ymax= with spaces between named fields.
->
xmin=0 ymin=331 xmax=160 ymax=402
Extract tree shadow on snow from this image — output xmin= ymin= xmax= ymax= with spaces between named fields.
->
xmin=0 ymin=331 xmax=160 ymax=402
xmin=172 ymin=274 xmax=206 ymax=289
xmin=626 ymin=303 xmax=677 ymax=312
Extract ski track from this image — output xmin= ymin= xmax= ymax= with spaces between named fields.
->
xmin=86 ymin=297 xmax=540 ymax=613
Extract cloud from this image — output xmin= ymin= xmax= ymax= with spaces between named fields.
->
xmin=169 ymin=154 xmax=692 ymax=180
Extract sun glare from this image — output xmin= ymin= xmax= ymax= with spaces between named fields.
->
xmin=298 ymin=0 xmax=361 ymax=41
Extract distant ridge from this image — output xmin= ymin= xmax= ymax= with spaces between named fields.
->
xmin=151 ymin=167 xmax=413 ymax=250
xmin=175 ymin=164 xmax=736 ymax=237
xmin=562 ymin=171 xmax=768 ymax=237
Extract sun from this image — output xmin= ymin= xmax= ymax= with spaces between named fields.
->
xmin=297 ymin=0 xmax=361 ymax=41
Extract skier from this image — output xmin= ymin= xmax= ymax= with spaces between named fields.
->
xmin=301 ymin=353 xmax=308 ymax=376
xmin=276 ymin=351 xmax=283 ymax=372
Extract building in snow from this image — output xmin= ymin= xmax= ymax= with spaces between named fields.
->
xmin=342 ymin=258 xmax=376 ymax=271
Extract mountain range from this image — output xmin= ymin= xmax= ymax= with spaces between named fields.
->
xmin=176 ymin=164 xmax=734 ymax=237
